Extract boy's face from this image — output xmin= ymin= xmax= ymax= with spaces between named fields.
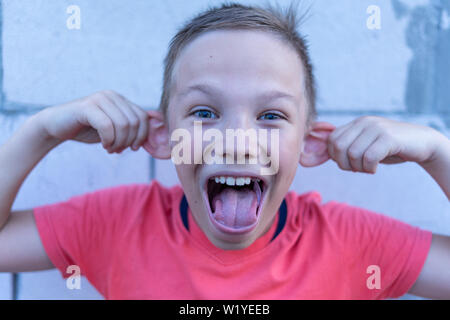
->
xmin=167 ymin=30 xmax=308 ymax=250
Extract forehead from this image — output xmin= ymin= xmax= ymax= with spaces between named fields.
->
xmin=171 ymin=29 xmax=305 ymax=103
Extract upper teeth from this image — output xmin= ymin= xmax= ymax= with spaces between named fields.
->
xmin=212 ymin=176 xmax=259 ymax=186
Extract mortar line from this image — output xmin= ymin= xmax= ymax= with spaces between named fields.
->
xmin=149 ymin=156 xmax=155 ymax=181
xmin=430 ymin=0 xmax=442 ymax=115
xmin=1 ymin=107 xmax=447 ymax=118
xmin=432 ymin=0 xmax=444 ymax=117
xmin=11 ymin=273 xmax=19 ymax=300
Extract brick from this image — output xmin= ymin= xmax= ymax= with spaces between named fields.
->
xmin=17 ymin=271 xmax=103 ymax=300
xmin=2 ymin=0 xmax=217 ymax=108
xmin=0 ymin=274 xmax=12 ymax=300
xmin=302 ymin=0 xmax=416 ymax=112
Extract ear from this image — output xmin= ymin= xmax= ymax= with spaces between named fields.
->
xmin=143 ymin=110 xmax=171 ymax=159
xmin=299 ymin=121 xmax=336 ymax=167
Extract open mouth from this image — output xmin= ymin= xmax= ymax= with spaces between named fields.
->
xmin=203 ymin=175 xmax=266 ymax=235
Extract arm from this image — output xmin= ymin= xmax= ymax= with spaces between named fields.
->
xmin=0 ymin=113 xmax=61 ymax=271
xmin=418 ymin=134 xmax=450 ymax=200
xmin=301 ymin=116 xmax=450 ymax=298
xmin=0 ymin=112 xmax=61 ymax=230
xmin=0 ymin=90 xmax=149 ymax=272
xmin=409 ymin=134 xmax=450 ymax=298
xmin=327 ymin=117 xmax=450 ymax=299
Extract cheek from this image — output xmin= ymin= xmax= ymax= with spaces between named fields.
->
xmin=274 ymin=131 xmax=302 ymax=183
xmin=167 ymin=123 xmax=198 ymax=164
xmin=279 ymin=130 xmax=302 ymax=161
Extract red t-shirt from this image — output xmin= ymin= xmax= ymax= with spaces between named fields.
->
xmin=33 ymin=180 xmax=432 ymax=299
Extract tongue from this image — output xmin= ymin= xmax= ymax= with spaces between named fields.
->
xmin=212 ymin=187 xmax=258 ymax=228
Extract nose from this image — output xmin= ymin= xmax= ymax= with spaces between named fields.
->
xmin=220 ymin=112 xmax=259 ymax=165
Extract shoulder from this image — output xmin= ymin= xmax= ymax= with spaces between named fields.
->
xmin=81 ymin=180 xmax=182 ymax=206
xmin=39 ymin=180 xmax=185 ymax=224
xmin=284 ymin=190 xmax=433 ymax=299
xmin=284 ymin=189 xmax=416 ymax=242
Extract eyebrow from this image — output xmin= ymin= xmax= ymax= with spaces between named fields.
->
xmin=177 ymin=83 xmax=297 ymax=104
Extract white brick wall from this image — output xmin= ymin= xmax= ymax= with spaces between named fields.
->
xmin=2 ymin=0 xmax=223 ymax=108
xmin=2 ymin=0 xmax=424 ymax=112
xmin=303 ymin=0 xmax=413 ymax=112
xmin=0 ymin=274 xmax=11 ymax=299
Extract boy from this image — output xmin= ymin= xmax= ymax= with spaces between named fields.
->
xmin=0 ymin=3 xmax=449 ymax=299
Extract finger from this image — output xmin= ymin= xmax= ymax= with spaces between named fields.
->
xmin=79 ymin=105 xmax=114 ymax=148
xmin=105 ymin=93 xmax=140 ymax=150
xmin=128 ymin=103 xmax=149 ymax=149
xmin=347 ymin=128 xmax=380 ymax=172
xmin=95 ymin=96 xmax=130 ymax=151
xmin=327 ymin=122 xmax=352 ymax=163
xmin=327 ymin=122 xmax=352 ymax=144
xmin=362 ymin=135 xmax=393 ymax=174
xmin=113 ymin=94 xmax=149 ymax=149
xmin=329 ymin=123 xmax=365 ymax=171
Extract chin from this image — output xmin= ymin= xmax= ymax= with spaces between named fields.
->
xmin=206 ymin=229 xmax=258 ymax=250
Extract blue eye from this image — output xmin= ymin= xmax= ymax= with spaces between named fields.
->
xmin=193 ymin=109 xmax=217 ymax=119
xmin=259 ymin=113 xmax=282 ymax=120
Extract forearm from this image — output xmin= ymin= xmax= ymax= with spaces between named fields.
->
xmin=419 ymin=131 xmax=450 ymax=201
xmin=0 ymin=111 xmax=62 ymax=229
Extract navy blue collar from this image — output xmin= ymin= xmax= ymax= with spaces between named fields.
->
xmin=179 ymin=195 xmax=287 ymax=242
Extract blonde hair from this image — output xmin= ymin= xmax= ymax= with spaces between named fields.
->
xmin=160 ymin=1 xmax=316 ymax=126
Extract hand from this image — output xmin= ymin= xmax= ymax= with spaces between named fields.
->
xmin=36 ymin=90 xmax=149 ymax=153
xmin=326 ymin=116 xmax=441 ymax=174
